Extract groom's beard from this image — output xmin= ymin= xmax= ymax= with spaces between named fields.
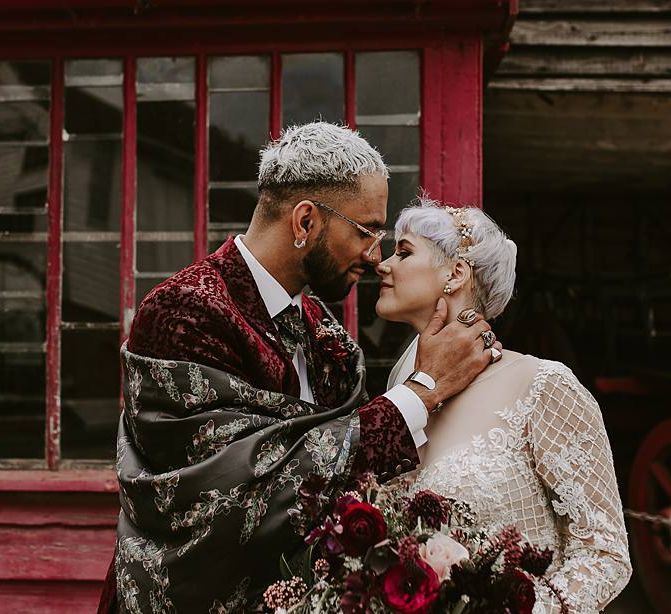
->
xmin=304 ymin=230 xmax=353 ymax=303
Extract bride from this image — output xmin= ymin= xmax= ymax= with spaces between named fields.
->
xmin=375 ymin=199 xmax=632 ymax=613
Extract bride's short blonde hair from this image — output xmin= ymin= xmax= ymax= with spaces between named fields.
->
xmin=395 ymin=197 xmax=517 ymax=320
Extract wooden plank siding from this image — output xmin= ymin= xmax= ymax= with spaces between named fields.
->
xmin=492 ymin=0 xmax=671 ymax=92
xmin=485 ymin=0 xmax=671 ymax=191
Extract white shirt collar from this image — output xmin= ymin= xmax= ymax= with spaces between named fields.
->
xmin=234 ymin=234 xmax=303 ymax=319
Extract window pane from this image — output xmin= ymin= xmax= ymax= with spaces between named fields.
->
xmin=65 ymin=59 xmax=123 ymax=83
xmin=356 ymin=52 xmax=420 ymax=116
xmin=388 ymin=172 xmax=419 ymax=225
xmin=61 ymin=328 xmax=120 ymax=460
xmin=64 ymin=87 xmax=122 ymax=135
xmin=210 ymin=56 xmax=269 ymax=89
xmin=282 ymin=53 xmax=343 ymax=126
xmin=138 ymin=57 xmax=194 ymax=85
xmin=0 ymin=144 xmax=49 ymax=231
xmin=0 ymin=351 xmax=45 ymax=458
xmin=0 ymin=60 xmax=51 ymax=86
xmin=136 ymin=241 xmax=193 ymax=273
xmin=209 ymin=187 xmax=258 ymax=227
xmin=210 ymin=92 xmax=269 ymax=182
xmin=358 ymin=125 xmax=419 ymax=167
xmin=0 ymin=101 xmax=49 ymax=142
xmin=62 ymin=242 xmax=119 ymax=322
xmin=0 ymin=61 xmax=49 ymax=460
xmin=0 ymin=240 xmax=46 ymax=338
xmin=64 ymin=141 xmax=121 ymax=232
xmin=137 ymin=58 xmax=195 ymax=233
xmin=65 ymin=59 xmax=123 ymax=135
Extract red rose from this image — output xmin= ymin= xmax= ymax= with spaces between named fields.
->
xmin=382 ymin=559 xmax=440 ymax=614
xmin=508 ymin=569 xmax=536 ymax=614
xmin=338 ymin=501 xmax=387 ymax=557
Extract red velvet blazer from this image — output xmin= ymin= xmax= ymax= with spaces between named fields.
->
xmin=128 ymin=237 xmax=419 ymax=479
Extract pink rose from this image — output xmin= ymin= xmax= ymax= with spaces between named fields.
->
xmin=419 ymin=533 xmax=469 ymax=581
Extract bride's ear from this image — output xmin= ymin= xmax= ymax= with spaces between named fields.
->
xmin=448 ymin=260 xmax=472 ymax=293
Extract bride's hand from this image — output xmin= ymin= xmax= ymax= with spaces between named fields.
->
xmin=406 ymin=298 xmax=500 ymax=413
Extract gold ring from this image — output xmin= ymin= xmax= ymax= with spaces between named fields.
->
xmin=456 ymin=308 xmax=478 ymax=326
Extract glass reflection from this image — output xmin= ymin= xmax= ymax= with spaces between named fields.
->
xmin=210 ymin=91 xmax=269 ymax=182
xmin=356 ymin=52 xmax=420 ymax=116
xmin=282 ymin=53 xmax=343 ymax=126
xmin=61 ymin=328 xmax=120 ymax=460
xmin=209 ymin=188 xmax=258 ymax=227
xmin=62 ymin=242 xmax=119 ymax=323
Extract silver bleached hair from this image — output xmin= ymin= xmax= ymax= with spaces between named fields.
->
xmin=258 ymin=121 xmax=389 ymax=191
xmin=395 ymin=197 xmax=517 ymax=320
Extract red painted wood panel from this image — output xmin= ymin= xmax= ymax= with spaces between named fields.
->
xmin=0 ymin=581 xmax=103 ymax=614
xmin=421 ymin=36 xmax=483 ymax=206
xmin=0 ymin=526 xmax=116 ymax=581
xmin=0 ymin=470 xmax=118 ymax=493
xmin=0 ymin=493 xmax=118 ymax=527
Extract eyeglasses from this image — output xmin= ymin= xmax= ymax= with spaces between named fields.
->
xmin=311 ymin=200 xmax=387 ymax=258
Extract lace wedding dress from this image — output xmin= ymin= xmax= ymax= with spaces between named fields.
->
xmin=388 ymin=337 xmax=632 ymax=613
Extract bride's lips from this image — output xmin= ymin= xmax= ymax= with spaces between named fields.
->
xmin=380 ymin=281 xmax=393 ymax=291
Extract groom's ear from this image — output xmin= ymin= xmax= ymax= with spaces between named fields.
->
xmin=291 ymin=200 xmax=317 ymax=241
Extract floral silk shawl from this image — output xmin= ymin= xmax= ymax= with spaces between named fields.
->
xmin=116 ymin=338 xmax=365 ymax=612
xmin=108 ymin=237 xmax=418 ymax=613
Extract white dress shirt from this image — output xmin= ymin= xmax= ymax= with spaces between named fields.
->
xmin=234 ymin=235 xmax=427 ymax=448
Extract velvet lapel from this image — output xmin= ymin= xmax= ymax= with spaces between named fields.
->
xmin=207 ymin=237 xmax=300 ymax=397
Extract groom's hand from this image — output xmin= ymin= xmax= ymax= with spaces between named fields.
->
xmin=405 ymin=298 xmax=500 ymax=412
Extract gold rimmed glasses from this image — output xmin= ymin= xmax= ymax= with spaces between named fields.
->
xmin=311 ymin=200 xmax=386 ymax=258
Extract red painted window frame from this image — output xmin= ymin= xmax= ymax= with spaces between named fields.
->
xmin=1 ymin=29 xmax=485 ymax=484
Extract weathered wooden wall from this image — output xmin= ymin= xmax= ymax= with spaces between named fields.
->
xmin=485 ymin=0 xmax=671 ymax=192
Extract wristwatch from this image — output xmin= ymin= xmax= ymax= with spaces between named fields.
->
xmin=406 ymin=370 xmax=436 ymax=391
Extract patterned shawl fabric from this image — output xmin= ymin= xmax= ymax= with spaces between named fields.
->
xmin=109 ymin=238 xmax=418 ymax=612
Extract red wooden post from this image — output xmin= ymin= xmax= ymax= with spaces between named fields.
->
xmin=120 ymin=56 xmax=137 ymax=340
xmin=270 ymin=51 xmax=282 ymax=140
xmin=194 ymin=53 xmax=209 ymax=262
xmin=343 ymin=50 xmax=359 ymax=338
xmin=45 ymin=57 xmax=64 ymax=470
xmin=422 ymin=36 xmax=483 ymax=207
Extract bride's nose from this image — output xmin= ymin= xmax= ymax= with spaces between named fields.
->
xmin=375 ymin=259 xmax=392 ymax=277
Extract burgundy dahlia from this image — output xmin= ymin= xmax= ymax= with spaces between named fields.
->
xmin=519 ymin=543 xmax=553 ymax=577
xmin=397 ymin=536 xmax=421 ymax=567
xmin=406 ymin=490 xmax=450 ymax=530
xmin=340 ymin=571 xmax=371 ymax=614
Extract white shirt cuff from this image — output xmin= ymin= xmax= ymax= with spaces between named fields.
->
xmin=382 ymin=384 xmax=428 ymax=448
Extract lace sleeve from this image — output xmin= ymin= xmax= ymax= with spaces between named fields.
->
xmin=528 ymin=364 xmax=632 ymax=613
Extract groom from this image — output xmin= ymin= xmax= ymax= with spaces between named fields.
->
xmin=100 ymin=122 xmax=497 ymax=612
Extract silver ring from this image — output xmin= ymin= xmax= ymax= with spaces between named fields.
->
xmin=490 ymin=347 xmax=502 ymax=364
xmin=481 ymin=330 xmax=496 ymax=350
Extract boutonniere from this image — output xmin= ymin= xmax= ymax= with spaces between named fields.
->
xmin=315 ymin=318 xmax=357 ymax=363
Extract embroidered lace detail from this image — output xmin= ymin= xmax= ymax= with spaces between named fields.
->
xmin=413 ymin=359 xmax=631 ymax=613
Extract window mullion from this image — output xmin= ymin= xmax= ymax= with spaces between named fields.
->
xmin=46 ymin=57 xmax=64 ymax=470
xmin=342 ymin=50 xmax=358 ymax=339
xmin=270 ymin=52 xmax=281 ymax=140
xmin=194 ymin=53 xmax=208 ymax=262
xmin=120 ymin=56 xmax=137 ymax=342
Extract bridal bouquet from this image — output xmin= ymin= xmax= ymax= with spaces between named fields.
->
xmin=263 ymin=473 xmax=567 ymax=614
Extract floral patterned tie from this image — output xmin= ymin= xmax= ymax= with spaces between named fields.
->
xmin=273 ymin=304 xmax=317 ymax=394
